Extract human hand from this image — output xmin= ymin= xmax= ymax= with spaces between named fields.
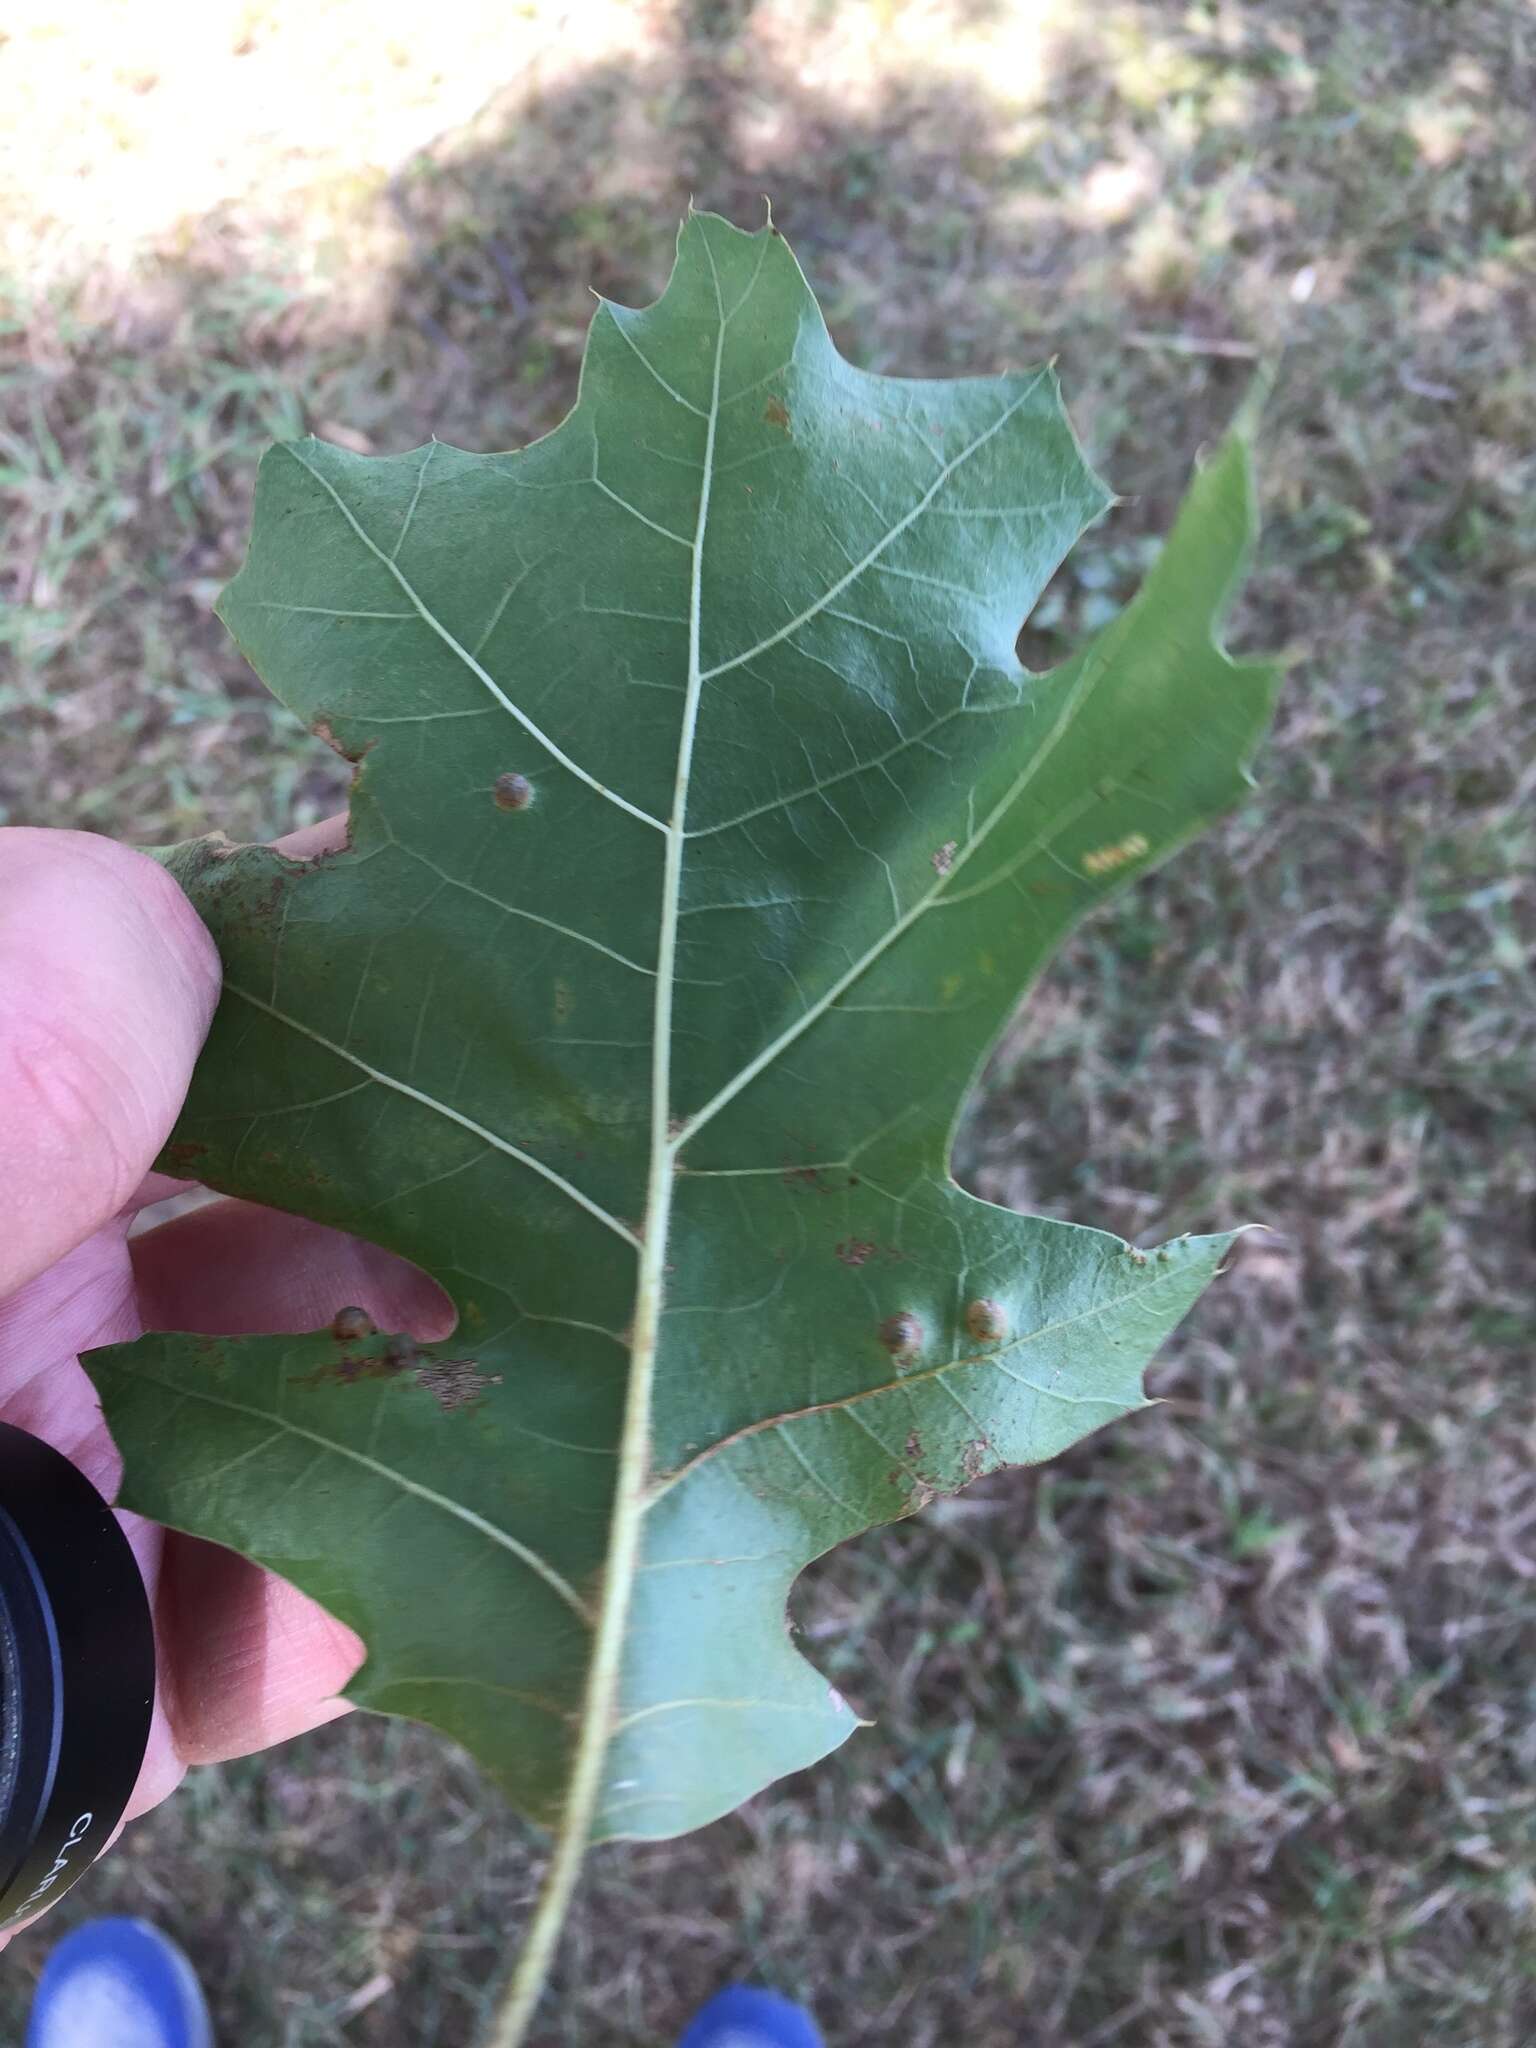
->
xmin=0 ymin=826 xmax=450 ymax=1883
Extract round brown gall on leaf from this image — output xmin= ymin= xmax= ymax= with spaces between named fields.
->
xmin=494 ymin=772 xmax=535 ymax=811
xmin=878 ymin=1311 xmax=924 ymax=1365
xmin=964 ymin=1297 xmax=1009 ymax=1344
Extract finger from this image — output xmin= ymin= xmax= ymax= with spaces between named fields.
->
xmin=272 ymin=811 xmax=348 ymax=862
xmin=0 ymin=830 xmax=219 ymax=1296
xmin=0 ymin=1225 xmax=139 ymax=1493
xmin=129 ymin=1169 xmax=201 ymax=1211
xmin=146 ymin=1534 xmax=364 ymax=1775
xmin=131 ymin=1197 xmax=455 ymax=1339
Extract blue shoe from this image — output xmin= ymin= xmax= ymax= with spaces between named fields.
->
xmin=679 ymin=1984 xmax=823 ymax=2047
xmin=26 ymin=1918 xmax=212 ymax=2048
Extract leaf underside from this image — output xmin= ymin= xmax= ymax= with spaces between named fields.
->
xmin=90 ymin=213 xmax=1278 ymax=1845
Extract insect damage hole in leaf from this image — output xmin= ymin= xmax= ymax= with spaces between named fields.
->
xmin=86 ymin=210 xmax=1279 ymax=2045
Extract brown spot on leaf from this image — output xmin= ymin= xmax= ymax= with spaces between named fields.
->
xmin=878 ymin=1311 xmax=924 ymax=1365
xmin=763 ymin=396 xmax=791 ymax=432
xmin=311 ymin=717 xmax=369 ymax=765
xmin=292 ymin=1331 xmax=417 ymax=1392
xmin=494 ymin=771 xmax=535 ymax=811
xmin=784 ymin=1164 xmax=835 ymax=1193
xmin=247 ymin=875 xmax=287 ymax=926
xmin=964 ymin=1297 xmax=1009 ymax=1344
xmin=836 ymin=1239 xmax=877 ymax=1267
xmin=961 ymin=1437 xmax=993 ymax=1484
xmin=415 ymin=1357 xmax=504 ymax=1413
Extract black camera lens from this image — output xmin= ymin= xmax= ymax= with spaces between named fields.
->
xmin=0 ymin=1422 xmax=155 ymax=1931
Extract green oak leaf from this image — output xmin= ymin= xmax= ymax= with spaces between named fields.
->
xmin=89 ymin=214 xmax=1276 ymax=1885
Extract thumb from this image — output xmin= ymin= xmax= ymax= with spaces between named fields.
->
xmin=0 ymin=829 xmax=220 ymax=1297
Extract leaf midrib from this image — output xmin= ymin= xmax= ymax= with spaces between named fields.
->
xmin=490 ymin=224 xmax=732 ymax=2041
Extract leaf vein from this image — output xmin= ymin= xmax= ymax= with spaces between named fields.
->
xmin=698 ymin=369 xmax=1048 ymax=682
xmin=280 ymin=445 xmax=666 ymax=834
xmin=147 ymin=1377 xmax=595 ymax=1624
xmin=225 ymin=982 xmax=642 ymax=1249
xmin=647 ymin=1266 xmax=1182 ymax=1502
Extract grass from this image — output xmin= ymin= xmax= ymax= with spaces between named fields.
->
xmin=2 ymin=0 xmax=1534 ymax=2041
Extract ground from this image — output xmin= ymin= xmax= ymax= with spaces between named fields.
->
xmin=1 ymin=1 xmax=1533 ymax=2043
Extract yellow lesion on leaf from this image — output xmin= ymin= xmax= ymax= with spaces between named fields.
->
xmin=1082 ymin=832 xmax=1150 ymax=877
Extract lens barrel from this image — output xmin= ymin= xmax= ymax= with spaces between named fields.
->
xmin=0 ymin=1422 xmax=155 ymax=1930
